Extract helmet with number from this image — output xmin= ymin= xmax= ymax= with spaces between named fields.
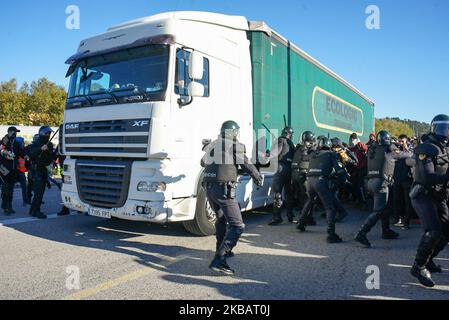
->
xmin=281 ymin=126 xmax=294 ymax=139
xmin=220 ymin=120 xmax=240 ymax=139
xmin=301 ymin=131 xmax=315 ymax=145
xmin=376 ymin=130 xmax=391 ymax=146
xmin=318 ymin=137 xmax=332 ymax=150
xmin=431 ymin=114 xmax=449 ymax=142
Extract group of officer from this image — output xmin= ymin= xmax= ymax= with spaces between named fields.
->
xmin=0 ymin=126 xmax=63 ymax=219
xmin=201 ymin=114 xmax=449 ymax=289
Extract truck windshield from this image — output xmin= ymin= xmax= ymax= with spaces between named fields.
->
xmin=67 ymin=45 xmax=169 ymax=106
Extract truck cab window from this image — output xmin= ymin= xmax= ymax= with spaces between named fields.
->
xmin=175 ymin=49 xmax=210 ymax=97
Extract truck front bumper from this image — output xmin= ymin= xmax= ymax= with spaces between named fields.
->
xmin=61 ymin=191 xmax=196 ymax=223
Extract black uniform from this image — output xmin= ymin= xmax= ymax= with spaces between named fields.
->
xmin=410 ymin=134 xmax=449 ymax=284
xmin=201 ymin=136 xmax=262 ymax=265
xmin=297 ymin=149 xmax=348 ymax=242
xmin=355 ymin=143 xmax=412 ymax=246
xmin=270 ymin=136 xmax=295 ymax=222
xmin=291 ymin=143 xmax=315 ymax=210
xmin=1 ymin=136 xmax=24 ymax=214
xmin=392 ymin=145 xmax=415 ymax=228
xmin=29 ymin=137 xmax=56 ymax=217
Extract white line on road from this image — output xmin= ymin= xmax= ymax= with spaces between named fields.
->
xmin=0 ymin=213 xmax=77 ymax=227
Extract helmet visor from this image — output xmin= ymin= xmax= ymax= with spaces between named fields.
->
xmin=433 ymin=122 xmax=449 ymax=138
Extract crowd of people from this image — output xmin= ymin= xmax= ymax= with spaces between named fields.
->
xmin=202 ymin=115 xmax=449 ymax=289
xmin=0 ymin=126 xmax=68 ymax=219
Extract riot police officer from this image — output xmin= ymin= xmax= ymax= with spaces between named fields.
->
xmin=297 ymin=137 xmax=348 ymax=243
xmin=354 ymin=130 xmax=413 ymax=248
xmin=409 ymin=114 xmax=449 ymax=287
xmin=291 ymin=131 xmax=316 ymax=225
xmin=201 ymin=121 xmax=263 ymax=275
xmin=29 ymin=126 xmax=56 ymax=219
xmin=269 ymin=126 xmax=296 ymax=225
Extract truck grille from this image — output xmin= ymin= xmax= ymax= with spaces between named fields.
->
xmin=64 ymin=119 xmax=151 ymax=157
xmin=75 ymin=160 xmax=132 ymax=209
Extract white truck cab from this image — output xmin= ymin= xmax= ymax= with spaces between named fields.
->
xmin=61 ymin=12 xmax=274 ymax=235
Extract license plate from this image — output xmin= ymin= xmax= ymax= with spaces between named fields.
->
xmin=88 ymin=208 xmax=112 ymax=219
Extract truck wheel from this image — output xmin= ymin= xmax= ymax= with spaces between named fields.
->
xmin=183 ymin=186 xmax=217 ymax=236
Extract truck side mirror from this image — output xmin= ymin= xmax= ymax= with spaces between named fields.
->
xmin=188 ymin=81 xmax=205 ymax=97
xmin=189 ymin=51 xmax=205 ymax=81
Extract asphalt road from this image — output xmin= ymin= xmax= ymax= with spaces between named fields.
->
xmin=0 ymin=186 xmax=448 ymax=300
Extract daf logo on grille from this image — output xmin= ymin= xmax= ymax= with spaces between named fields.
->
xmin=66 ymin=123 xmax=80 ymax=130
xmin=132 ymin=120 xmax=149 ymax=127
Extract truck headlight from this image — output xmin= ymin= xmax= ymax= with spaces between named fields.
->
xmin=137 ymin=181 xmax=167 ymax=192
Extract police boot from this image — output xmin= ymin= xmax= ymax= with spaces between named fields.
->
xmin=268 ymin=212 xmax=283 ymax=226
xmin=426 ymin=259 xmax=442 ymax=273
xmin=382 ymin=229 xmax=399 ymax=240
xmin=57 ymin=206 xmax=70 ymax=216
xmin=354 ymin=212 xmax=379 ymax=248
xmin=287 ymin=211 xmax=295 ymax=223
xmin=327 ymin=233 xmax=343 ymax=243
xmin=410 ymin=231 xmax=442 ymax=287
xmin=296 ymin=218 xmax=306 ymax=232
xmin=426 ymin=237 xmax=447 ymax=273
xmin=326 ymin=220 xmax=342 ymax=244
xmin=209 ymin=255 xmax=235 ymax=276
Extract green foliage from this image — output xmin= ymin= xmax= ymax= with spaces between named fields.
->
xmin=0 ymin=78 xmax=66 ymax=126
xmin=375 ymin=118 xmax=427 ymax=138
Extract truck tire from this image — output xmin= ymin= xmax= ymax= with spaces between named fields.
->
xmin=183 ymin=186 xmax=217 ymax=236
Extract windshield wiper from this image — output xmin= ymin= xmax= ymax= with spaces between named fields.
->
xmin=87 ymin=91 xmax=119 ymax=104
xmin=69 ymin=94 xmax=93 ymax=106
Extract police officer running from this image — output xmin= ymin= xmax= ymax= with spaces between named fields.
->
xmin=297 ymin=137 xmax=349 ymax=243
xmin=409 ymin=115 xmax=449 ymax=287
xmin=269 ymin=126 xmax=296 ymax=225
xmin=291 ymin=131 xmax=316 ymax=225
xmin=28 ymin=126 xmax=56 ymax=219
xmin=354 ymin=130 xmax=413 ymax=248
xmin=201 ymin=121 xmax=263 ymax=275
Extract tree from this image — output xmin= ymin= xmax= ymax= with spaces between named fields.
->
xmin=0 ymin=78 xmax=66 ymax=126
xmin=375 ymin=118 xmax=414 ymax=138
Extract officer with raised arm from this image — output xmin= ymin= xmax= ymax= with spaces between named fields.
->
xmin=201 ymin=121 xmax=263 ymax=275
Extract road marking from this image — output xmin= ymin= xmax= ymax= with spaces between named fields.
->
xmin=63 ymin=255 xmax=189 ymax=300
xmin=352 ymin=295 xmax=410 ymax=301
xmin=0 ymin=213 xmax=80 ymax=227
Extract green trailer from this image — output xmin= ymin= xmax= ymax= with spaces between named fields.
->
xmin=248 ymin=22 xmax=375 ymax=147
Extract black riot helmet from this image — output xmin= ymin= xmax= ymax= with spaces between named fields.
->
xmin=220 ymin=120 xmax=240 ymax=139
xmin=331 ymin=137 xmax=342 ymax=148
xmin=376 ymin=130 xmax=391 ymax=146
xmin=39 ymin=126 xmax=54 ymax=143
xmin=301 ymin=131 xmax=315 ymax=145
xmin=281 ymin=126 xmax=294 ymax=139
xmin=318 ymin=137 xmax=332 ymax=150
xmin=430 ymin=114 xmax=449 ymax=143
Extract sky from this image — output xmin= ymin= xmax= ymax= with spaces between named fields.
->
xmin=0 ymin=0 xmax=448 ymax=123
